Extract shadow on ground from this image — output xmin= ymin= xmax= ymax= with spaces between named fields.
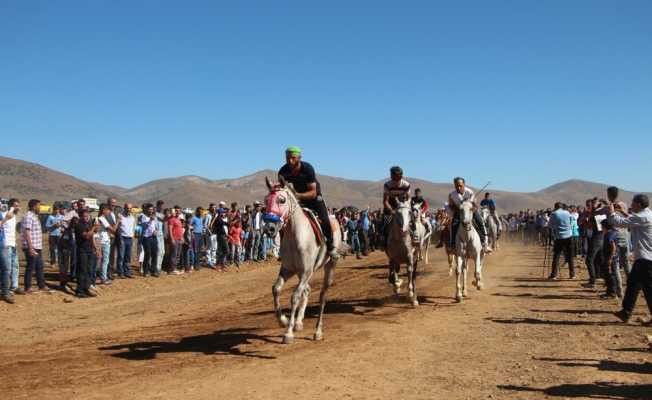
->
xmin=498 ymin=382 xmax=652 ymax=399
xmin=488 ymin=317 xmax=621 ymax=327
xmin=99 ymin=327 xmax=278 ymax=360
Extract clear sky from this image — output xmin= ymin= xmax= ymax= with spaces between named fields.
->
xmin=1 ymin=1 xmax=650 ymax=192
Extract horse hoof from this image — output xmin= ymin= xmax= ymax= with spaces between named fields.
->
xmin=278 ymin=315 xmax=289 ymax=327
xmin=282 ymin=335 xmax=294 ymax=345
xmin=314 ymin=332 xmax=323 ymax=341
xmin=412 ymin=299 xmax=419 ymax=307
xmin=455 ymin=296 xmax=463 ymax=303
xmin=294 ymin=323 xmax=304 ymax=332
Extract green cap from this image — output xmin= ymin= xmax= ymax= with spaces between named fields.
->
xmin=285 ymin=146 xmax=302 ymax=156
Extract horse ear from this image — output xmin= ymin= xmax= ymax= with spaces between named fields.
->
xmin=287 ymin=182 xmax=297 ymax=195
xmin=265 ymin=176 xmax=272 ymax=190
xmin=278 ymin=175 xmax=287 ymax=188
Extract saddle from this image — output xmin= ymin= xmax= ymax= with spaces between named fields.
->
xmin=302 ymin=208 xmax=324 ymax=246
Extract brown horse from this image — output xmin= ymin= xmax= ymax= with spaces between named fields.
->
xmin=435 ymin=209 xmax=456 ymax=276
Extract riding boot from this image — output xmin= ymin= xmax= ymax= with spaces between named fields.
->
xmin=473 ymin=210 xmax=492 ymax=253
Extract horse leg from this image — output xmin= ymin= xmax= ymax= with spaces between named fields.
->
xmin=314 ymin=262 xmax=334 ymax=341
xmin=474 ymin=251 xmax=484 ymax=290
xmin=393 ymin=262 xmax=403 ymax=294
xmin=272 ymin=268 xmax=292 ymax=327
xmin=283 ymin=274 xmax=309 ymax=344
xmin=455 ymin=255 xmax=463 ymax=302
xmin=295 ymin=283 xmax=311 ymax=332
xmin=462 ymin=257 xmax=469 ymax=297
xmin=447 ymin=251 xmax=454 ymax=276
xmin=407 ymin=253 xmax=418 ymax=307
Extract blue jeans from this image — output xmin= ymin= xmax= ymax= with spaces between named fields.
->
xmin=0 ymin=246 xmax=8 ymax=296
xmin=99 ymin=242 xmax=110 ymax=281
xmin=2 ymin=246 xmax=19 ymax=292
xmin=193 ymin=233 xmax=202 ymax=268
xmin=2 ymin=246 xmax=19 ymax=290
xmin=23 ymin=248 xmax=46 ymax=290
xmin=350 ymin=232 xmax=361 ymax=253
xmin=118 ymin=237 xmax=133 ymax=277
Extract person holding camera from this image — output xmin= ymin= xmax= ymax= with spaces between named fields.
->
xmin=609 ymin=194 xmax=652 ymax=324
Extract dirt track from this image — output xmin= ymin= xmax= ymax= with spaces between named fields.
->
xmin=1 ymin=243 xmax=650 ymax=400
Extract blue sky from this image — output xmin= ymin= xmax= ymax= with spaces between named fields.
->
xmin=1 ymin=1 xmax=651 ymax=192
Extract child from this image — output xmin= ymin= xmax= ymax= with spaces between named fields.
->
xmin=228 ymin=218 xmax=243 ymax=269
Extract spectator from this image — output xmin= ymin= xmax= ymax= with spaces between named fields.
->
xmin=0 ymin=200 xmax=20 ymax=303
xmin=116 ymin=203 xmax=135 ymax=279
xmin=140 ymin=203 xmax=159 ymax=277
xmin=190 ymin=207 xmax=204 ymax=270
xmin=347 ymin=212 xmax=362 ymax=259
xmin=19 ymin=199 xmax=50 ymax=294
xmin=167 ymin=207 xmax=184 ymax=275
xmin=96 ymin=204 xmax=116 ymax=285
xmin=155 ymin=200 xmax=166 ymax=275
xmin=0 ymin=199 xmax=22 ymax=301
xmin=45 ymin=205 xmax=64 ymax=266
xmin=610 ymin=194 xmax=652 ymax=324
xmin=548 ymin=202 xmax=575 ymax=280
xmin=251 ymin=201 xmax=264 ymax=262
xmin=205 ymin=203 xmax=217 ymax=267
xmin=228 ymin=218 xmax=243 ymax=269
xmin=213 ymin=209 xmax=229 ymax=269
xmin=182 ymin=215 xmax=194 ymax=273
xmin=107 ymin=197 xmax=119 ymax=280
xmin=74 ymin=209 xmax=98 ymax=298
xmin=601 ymin=219 xmax=623 ymax=299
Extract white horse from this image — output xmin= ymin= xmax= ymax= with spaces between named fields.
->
xmin=481 ymin=206 xmax=500 ymax=252
xmin=454 ymin=200 xmax=485 ymax=302
xmin=386 ymin=199 xmax=419 ymax=307
xmin=265 ymin=176 xmax=344 ymax=344
xmin=411 ymin=204 xmax=432 ymax=265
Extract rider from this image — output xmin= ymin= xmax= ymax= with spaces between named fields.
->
xmin=382 ymin=166 xmax=410 ymax=245
xmin=278 ymin=146 xmax=338 ymax=259
xmin=447 ymin=177 xmax=493 ymax=253
xmin=480 ymin=192 xmax=502 ymax=233
xmin=410 ymin=188 xmax=431 ymax=236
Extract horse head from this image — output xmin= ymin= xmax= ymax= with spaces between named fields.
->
xmin=460 ymin=200 xmax=475 ymax=231
xmin=264 ymin=176 xmax=298 ymax=228
xmin=394 ymin=199 xmax=412 ymax=235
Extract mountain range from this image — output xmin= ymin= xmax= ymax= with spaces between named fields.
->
xmin=1 ymin=155 xmax=648 ymax=212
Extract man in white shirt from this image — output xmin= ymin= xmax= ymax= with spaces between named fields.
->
xmin=117 ymin=204 xmax=135 ymax=278
xmin=250 ymin=201 xmax=264 ymax=261
xmin=1 ymin=199 xmax=21 ymax=303
xmin=446 ymin=177 xmax=492 ymax=253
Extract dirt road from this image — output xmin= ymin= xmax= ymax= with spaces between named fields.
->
xmin=1 ymin=243 xmax=650 ymax=399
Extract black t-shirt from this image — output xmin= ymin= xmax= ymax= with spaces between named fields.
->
xmin=278 ymin=161 xmax=322 ymax=196
xmin=75 ymin=219 xmax=94 ymax=253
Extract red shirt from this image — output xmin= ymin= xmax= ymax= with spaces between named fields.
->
xmin=228 ymin=225 xmax=242 ymax=245
xmin=169 ymin=216 xmax=183 ymax=241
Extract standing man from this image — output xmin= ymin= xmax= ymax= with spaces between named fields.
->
xmin=0 ymin=201 xmax=20 ymax=303
xmin=548 ymin=202 xmax=575 ymax=280
xmin=140 ymin=203 xmax=159 ymax=277
xmin=204 ymin=203 xmax=217 ymax=267
xmin=45 ymin=205 xmax=64 ymax=266
xmin=74 ymin=209 xmax=98 ymax=297
xmin=610 ymin=194 xmax=652 ymax=323
xmin=167 ymin=207 xmax=184 ymax=274
xmin=20 ymin=199 xmax=50 ymax=293
xmin=606 ymin=187 xmax=631 ymax=276
xmin=117 ymin=204 xmax=135 ymax=278
xmin=278 ymin=146 xmax=338 ymax=259
xmin=1 ymin=199 xmax=21 ymax=296
xmin=190 ymin=207 xmax=204 ymax=270
xmin=251 ymin=201 xmax=264 ymax=262
xmin=106 ymin=197 xmax=119 ymax=279
xmin=580 ymin=198 xmax=605 ymax=288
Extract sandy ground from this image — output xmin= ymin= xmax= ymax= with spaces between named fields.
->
xmin=1 ymin=242 xmax=650 ymax=400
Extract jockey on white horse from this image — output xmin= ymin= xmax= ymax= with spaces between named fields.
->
xmin=277 ymin=146 xmax=338 ymax=260
xmin=446 ymin=177 xmax=493 ymax=254
xmin=382 ymin=166 xmax=411 ymax=247
xmin=480 ymin=192 xmax=502 ymax=233
xmin=410 ymin=188 xmax=432 ymax=239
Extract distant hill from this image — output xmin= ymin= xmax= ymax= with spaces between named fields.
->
xmin=1 ymin=156 xmax=649 ymax=212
